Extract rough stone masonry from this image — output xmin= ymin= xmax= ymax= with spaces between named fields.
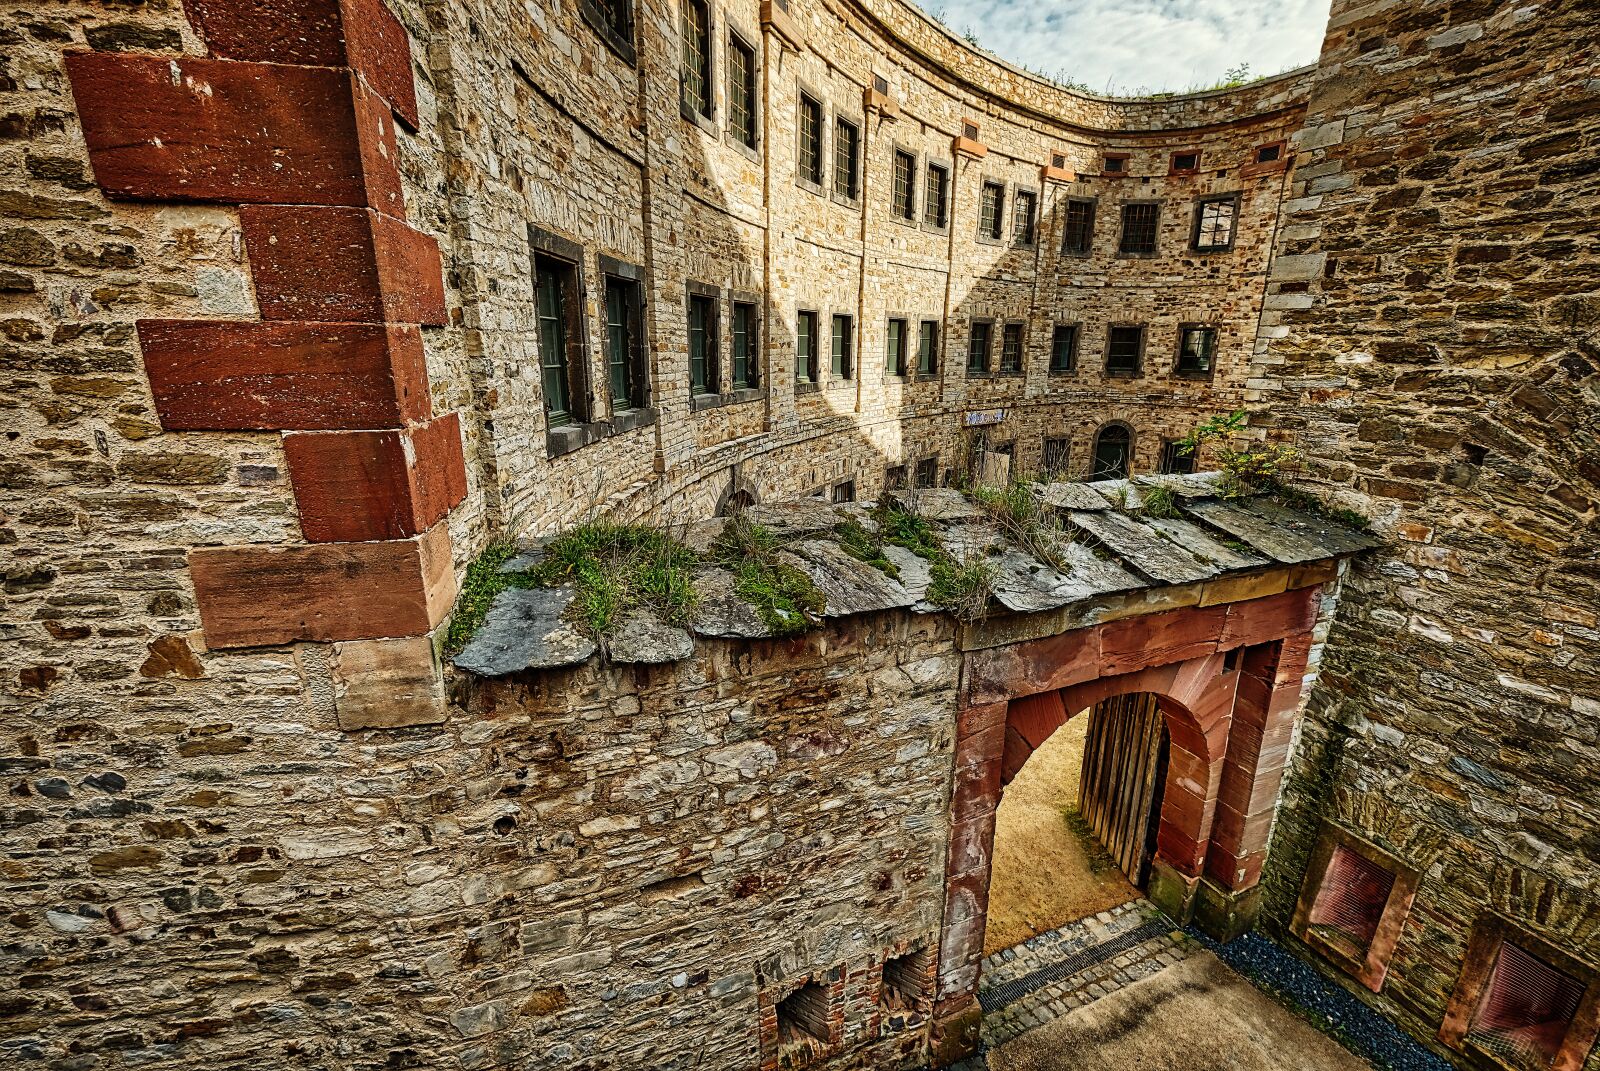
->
xmin=0 ymin=0 xmax=1596 ymax=1069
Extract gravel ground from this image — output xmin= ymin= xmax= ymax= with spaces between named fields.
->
xmin=1186 ymin=927 xmax=1453 ymax=1071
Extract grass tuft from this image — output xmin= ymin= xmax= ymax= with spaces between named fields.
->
xmin=834 ymin=515 xmax=899 ymax=579
xmin=444 ymin=539 xmax=540 ymax=654
xmin=1267 ymin=482 xmax=1372 ymax=531
xmin=875 ymin=498 xmax=943 ymax=561
xmin=926 ymin=554 xmax=997 ymax=620
xmin=711 ymin=514 xmax=824 ymax=635
xmin=969 ymin=481 xmax=1072 ymax=572
xmin=532 ymin=521 xmax=698 ymax=636
xmin=1140 ymin=482 xmax=1180 ymax=519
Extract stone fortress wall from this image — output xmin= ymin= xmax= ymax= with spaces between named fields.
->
xmin=2 ymin=0 xmax=1597 ymax=1069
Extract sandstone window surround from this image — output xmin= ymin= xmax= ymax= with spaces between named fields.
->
xmin=923 ymin=159 xmax=951 ymax=232
xmin=1091 ymin=421 xmax=1134 ymax=480
xmin=998 ymin=320 xmax=1025 ymax=375
xmin=687 ymin=281 xmax=722 ymax=410
xmin=977 ymin=180 xmax=1006 ymax=244
xmin=1042 ymin=435 xmax=1072 ymax=477
xmin=1105 ymin=323 xmax=1145 ymax=376
xmin=966 ymin=317 xmax=995 ymax=375
xmin=579 ymin=0 xmax=636 ymax=64
xmin=1290 ymin=819 xmax=1421 ymax=993
xmin=1242 ymin=139 xmax=1290 ymax=178
xmin=830 ymin=312 xmax=855 ymax=381
xmin=917 ymin=319 xmax=940 ymax=379
xmin=1049 ymin=322 xmax=1080 ymax=374
xmin=598 ymin=254 xmax=654 ymax=425
xmin=796 ymin=87 xmax=826 ymax=194
xmin=725 ymin=27 xmax=759 ymax=156
xmin=890 ymin=146 xmax=918 ymax=224
xmin=795 ymin=307 xmax=820 ymax=394
xmin=730 ymin=292 xmax=763 ymax=397
xmin=1175 ymin=323 xmax=1218 ymax=377
xmin=1159 ymin=439 xmax=1196 ymax=475
xmin=1439 ymin=914 xmax=1600 ymax=1071
xmin=1117 ymin=201 xmax=1161 ymax=257
xmin=914 ymin=455 xmax=940 ymax=488
xmin=885 ymin=315 xmax=909 ymax=377
xmin=1169 ymin=148 xmax=1202 ymax=176
xmin=1192 ymin=193 xmax=1241 ymax=253
xmin=1101 ymin=150 xmax=1131 ymax=178
xmin=679 ymin=0 xmax=715 ymax=129
xmin=832 ymin=114 xmax=863 ymax=208
xmin=1060 ymin=196 xmax=1096 ymax=257
xmin=1012 ymin=186 xmax=1039 ymax=247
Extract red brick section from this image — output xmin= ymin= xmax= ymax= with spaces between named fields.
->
xmin=932 ymin=588 xmax=1323 ymax=1066
xmin=65 ymin=0 xmax=466 ymax=650
xmin=241 ymin=206 xmax=447 ymax=325
xmin=285 ymin=414 xmax=467 ymax=543
xmin=139 ymin=320 xmax=431 ymax=431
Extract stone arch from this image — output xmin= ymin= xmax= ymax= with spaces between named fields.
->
xmin=716 ymin=470 xmax=760 ymax=516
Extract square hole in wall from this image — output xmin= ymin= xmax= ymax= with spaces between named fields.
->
xmin=879 ymin=946 xmax=934 ymax=1032
xmin=1291 ymin=820 xmax=1420 ymax=992
xmin=776 ymin=981 xmax=832 ymax=1065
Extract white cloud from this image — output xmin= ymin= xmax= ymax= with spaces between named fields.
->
xmin=915 ymin=0 xmax=1332 ymax=96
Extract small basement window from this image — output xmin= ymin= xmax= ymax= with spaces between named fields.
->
xmin=1292 ymin=822 xmax=1421 ymax=992
xmin=777 ymin=981 xmax=831 ymax=1062
xmin=1466 ymin=941 xmax=1586 ymax=1071
xmin=1305 ymin=845 xmax=1395 ymax=960
xmin=1256 ymin=142 xmax=1283 ymax=164
xmin=880 ymin=947 xmax=934 ymax=1032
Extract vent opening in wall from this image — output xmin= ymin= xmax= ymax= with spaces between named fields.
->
xmin=1467 ymin=941 xmax=1586 ymax=1071
xmin=873 ymin=72 xmax=889 ymax=94
xmin=1292 ymin=821 xmax=1421 ymax=992
xmin=1051 ymin=152 xmax=1066 ymax=169
xmin=962 ymin=119 xmax=980 ymax=140
xmin=777 ymin=982 xmax=831 ymax=1063
xmin=880 ymin=946 xmax=933 ymax=1032
xmin=1257 ymin=142 xmax=1283 ymax=163
xmin=1306 ymin=845 xmax=1394 ymax=958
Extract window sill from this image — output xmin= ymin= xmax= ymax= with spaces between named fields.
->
xmin=1116 ymin=250 xmax=1159 ymax=259
xmin=890 ymin=214 xmax=918 ymax=230
xmin=727 ymin=136 xmax=761 ymax=164
xmin=995 ymin=368 xmax=1024 ymax=378
xmin=577 ymin=0 xmax=637 ymax=64
xmin=681 ymin=104 xmax=718 ymax=137
xmin=1174 ymin=369 xmax=1215 ymax=381
xmin=974 ymin=234 xmax=1004 ymax=247
xmin=1104 ymin=369 xmax=1141 ymax=379
xmin=1048 ymin=367 xmax=1078 ymax=376
xmin=690 ymin=392 xmax=723 ymax=412
xmin=830 ymin=191 xmax=862 ymax=211
xmin=921 ymin=221 xmax=950 ymax=236
xmin=609 ymin=406 xmax=658 ymax=434
xmin=796 ymin=177 xmax=825 ymax=197
xmin=545 ymin=407 xmax=659 ymax=457
xmin=914 ymin=372 xmax=940 ymax=382
xmin=726 ymin=386 xmax=765 ymax=406
xmin=1192 ymin=245 xmax=1235 ymax=255
xmin=795 ymin=381 xmax=821 ymax=396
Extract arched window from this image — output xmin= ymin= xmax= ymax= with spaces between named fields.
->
xmin=1091 ymin=424 xmax=1132 ymax=481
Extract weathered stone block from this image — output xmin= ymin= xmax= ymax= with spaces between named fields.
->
xmin=329 ymin=634 xmax=446 ymax=729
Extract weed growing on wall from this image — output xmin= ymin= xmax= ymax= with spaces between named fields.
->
xmin=444 ymin=539 xmax=541 ymax=654
xmin=533 ymin=521 xmax=699 ymax=635
xmin=835 ymin=515 xmax=900 ymax=579
xmin=969 ymin=480 xmax=1073 ymax=571
xmin=1180 ymin=410 xmax=1298 ymax=496
xmin=926 ymin=554 xmax=997 ymax=619
xmin=875 ymin=498 xmax=943 ymax=561
xmin=711 ymin=514 xmax=825 ymax=635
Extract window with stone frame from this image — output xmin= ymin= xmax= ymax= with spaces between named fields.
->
xmin=884 ymin=464 xmax=908 ymax=491
xmin=727 ymin=32 xmax=757 ymax=148
xmin=1256 ymin=141 xmax=1284 ymax=164
xmin=603 ymin=274 xmax=647 ymax=412
xmin=830 ymin=313 xmax=853 ymax=379
xmin=1169 ymin=149 xmax=1201 ymax=175
xmin=1119 ymin=202 xmax=1160 ymax=255
xmin=831 ymin=479 xmax=856 ymax=504
xmin=914 ymin=455 xmax=939 ymax=488
xmin=687 ymin=289 xmax=719 ymax=396
xmin=1193 ymin=194 xmax=1240 ymax=253
xmin=535 ymin=253 xmax=588 ymax=428
xmin=1102 ymin=151 xmax=1129 ymax=175
xmin=732 ymin=300 xmax=759 ymax=389
xmin=1012 ymin=189 xmax=1037 ymax=245
xmin=680 ymin=0 xmax=712 ymax=119
xmin=1042 ymin=436 xmax=1071 ymax=477
xmin=1061 ymin=197 xmax=1095 ymax=256
xmin=1159 ymin=439 xmax=1195 ymax=475
xmin=1050 ymin=323 xmax=1078 ymax=373
xmin=833 ymin=116 xmax=860 ymax=202
xmin=797 ymin=93 xmax=824 ymax=189
xmin=795 ymin=309 xmax=818 ymax=385
xmin=979 ymin=181 xmax=1005 ymax=240
xmin=999 ymin=321 xmax=1024 ymax=373
xmin=886 ymin=317 xmax=908 ymax=376
xmin=579 ymin=0 xmax=635 ymax=63
xmin=1292 ymin=821 xmax=1422 ymax=993
xmin=917 ymin=320 xmax=939 ymax=376
xmin=924 ymin=162 xmax=950 ymax=228
xmin=1105 ymin=324 xmax=1143 ymax=374
xmin=1091 ymin=424 xmax=1131 ymax=480
xmin=891 ymin=149 xmax=916 ymax=222
xmin=1176 ymin=325 xmax=1217 ymax=374
xmin=967 ymin=319 xmax=993 ymax=374
xmin=1442 ymin=915 xmax=1600 ymax=1071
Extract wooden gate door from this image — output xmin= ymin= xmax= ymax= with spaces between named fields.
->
xmin=1077 ymin=692 xmax=1169 ymax=887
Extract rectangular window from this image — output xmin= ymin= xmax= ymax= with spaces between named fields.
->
xmin=923 ymin=163 xmax=949 ymax=228
xmin=917 ymin=320 xmax=938 ymax=376
xmin=914 ymin=456 xmax=938 ymax=488
xmin=831 ymin=314 xmax=853 ymax=379
xmin=1106 ymin=325 xmax=1143 ymax=373
xmin=688 ymin=292 xmax=718 ymax=395
xmin=831 ymin=479 xmax=856 ymax=504
xmin=886 ymin=318 xmax=907 ymax=376
xmin=1159 ymin=440 xmax=1196 ymax=474
xmin=979 ymin=181 xmax=1005 ymax=240
xmin=680 ymin=0 xmax=711 ymax=118
xmin=1170 ymin=150 xmax=1200 ymax=173
xmin=884 ymin=464 xmax=907 ymax=491
xmin=579 ymin=0 xmax=634 ymax=60
xmin=1177 ymin=325 xmax=1216 ymax=374
xmin=1292 ymin=821 xmax=1424 ymax=994
xmin=1193 ymin=195 xmax=1239 ymax=252
xmin=833 ymin=117 xmax=860 ymax=201
xmin=1061 ymin=198 xmax=1095 ymax=256
xmin=1466 ymin=941 xmax=1586 ymax=1069
xmin=604 ymin=276 xmax=644 ymax=412
xmin=795 ymin=309 xmax=817 ymax=384
xmin=967 ymin=320 xmax=992 ymax=374
xmin=727 ymin=34 xmax=756 ymax=148
xmin=999 ymin=322 xmax=1023 ymax=372
xmin=732 ymin=301 xmax=758 ymax=389
xmin=1256 ymin=142 xmax=1283 ymax=164
xmin=1049 ymin=323 xmax=1078 ymax=373
xmin=1102 ymin=152 xmax=1128 ymax=174
xmin=1012 ymin=190 xmax=1036 ymax=245
xmin=1043 ymin=436 xmax=1071 ymax=477
xmin=1119 ymin=203 xmax=1159 ymax=255
xmin=535 ymin=255 xmax=579 ymax=427
xmin=798 ymin=94 xmax=823 ymax=188
xmin=891 ymin=149 xmax=916 ymax=221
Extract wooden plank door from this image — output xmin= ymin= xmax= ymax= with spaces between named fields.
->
xmin=1077 ymin=692 xmax=1169 ymax=887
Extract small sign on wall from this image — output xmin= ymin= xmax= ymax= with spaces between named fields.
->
xmin=963 ymin=408 xmax=1006 ymax=427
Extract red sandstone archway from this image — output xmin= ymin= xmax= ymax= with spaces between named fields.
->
xmin=931 ymin=586 xmax=1322 ymax=1064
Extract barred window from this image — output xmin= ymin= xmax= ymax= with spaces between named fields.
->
xmin=979 ymin=182 xmax=1005 ymax=240
xmin=892 ymin=149 xmax=916 ymax=221
xmin=1193 ymin=195 xmax=1239 ymax=252
xmin=536 ymin=256 xmax=578 ymax=426
xmin=1012 ymin=190 xmax=1036 ymax=245
xmin=1061 ymin=198 xmax=1095 ymax=255
xmin=1159 ymin=440 xmax=1195 ymax=475
xmin=798 ymin=95 xmax=823 ymax=187
xmin=688 ymin=291 xmax=717 ymax=395
xmin=833 ymin=117 xmax=860 ymax=200
xmin=727 ymin=35 xmax=756 ymax=148
xmin=924 ymin=163 xmax=949 ymax=228
xmin=680 ymin=0 xmax=711 ymax=118
xmin=914 ymin=456 xmax=938 ymax=488
xmin=604 ymin=276 xmax=645 ymax=412
xmin=1000 ymin=322 xmax=1023 ymax=372
xmin=1119 ymin=202 xmax=1159 ymax=254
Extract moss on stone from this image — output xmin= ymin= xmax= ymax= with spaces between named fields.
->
xmin=532 ymin=521 xmax=699 ymax=636
xmin=711 ymin=515 xmax=824 ymax=635
xmin=443 ymin=538 xmax=539 ymax=655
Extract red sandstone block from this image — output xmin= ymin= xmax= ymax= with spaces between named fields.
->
xmin=138 ymin=320 xmax=431 ymax=430
xmin=1217 ymin=588 xmax=1317 ymax=649
xmin=285 ymin=413 xmax=467 ymax=542
xmin=189 ymin=522 xmax=455 ymax=647
xmin=65 ymin=53 xmax=402 ymax=213
xmin=1098 ymin=604 xmax=1226 ymax=675
xmin=242 ymin=205 xmax=446 ymax=325
xmin=1006 ymin=690 xmax=1067 ymax=751
xmin=183 ymin=0 xmax=420 ymax=129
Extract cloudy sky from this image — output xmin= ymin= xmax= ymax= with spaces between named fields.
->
xmin=916 ymin=0 xmax=1332 ymax=96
